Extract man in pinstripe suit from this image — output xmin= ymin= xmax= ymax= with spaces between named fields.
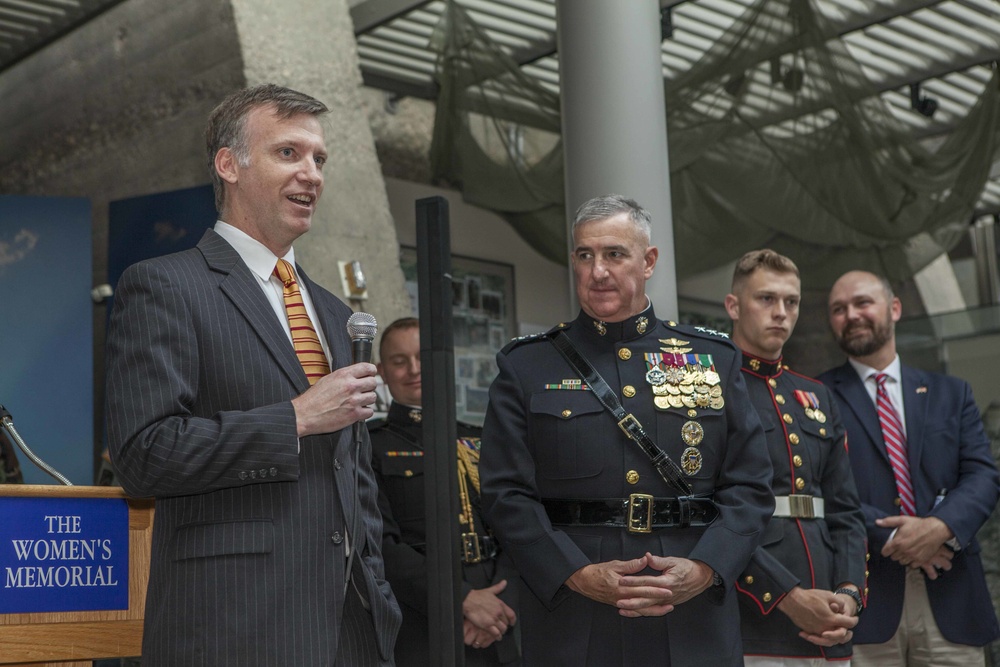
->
xmin=106 ymin=84 xmax=401 ymax=666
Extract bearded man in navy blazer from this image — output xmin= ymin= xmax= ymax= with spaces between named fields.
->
xmin=106 ymin=84 xmax=401 ymax=666
xmin=818 ymin=270 xmax=999 ymax=667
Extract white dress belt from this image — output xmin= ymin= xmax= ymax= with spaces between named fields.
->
xmin=773 ymin=495 xmax=825 ymax=519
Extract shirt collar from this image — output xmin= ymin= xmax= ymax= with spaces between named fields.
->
xmin=849 ymin=353 xmax=902 ymax=385
xmin=214 ymin=220 xmax=295 ymax=281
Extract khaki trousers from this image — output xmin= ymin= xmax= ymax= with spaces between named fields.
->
xmin=853 ymin=568 xmax=985 ymax=667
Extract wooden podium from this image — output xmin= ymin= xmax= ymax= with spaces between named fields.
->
xmin=0 ymin=486 xmax=152 ymax=666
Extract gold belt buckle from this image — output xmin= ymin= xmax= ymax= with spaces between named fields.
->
xmin=462 ymin=532 xmax=482 ymax=563
xmin=617 ymin=413 xmax=642 ymax=440
xmin=627 ymin=494 xmax=654 ymax=533
xmin=789 ymin=494 xmax=815 ymax=519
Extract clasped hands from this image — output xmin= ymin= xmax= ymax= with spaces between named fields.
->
xmin=778 ymin=586 xmax=858 ymax=647
xmin=877 ymin=515 xmax=955 ymax=580
xmin=566 ymin=552 xmax=714 ymax=618
xmin=462 ymin=580 xmax=517 ymax=650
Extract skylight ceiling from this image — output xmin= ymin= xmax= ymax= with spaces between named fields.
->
xmin=352 ymin=0 xmax=1000 ymax=216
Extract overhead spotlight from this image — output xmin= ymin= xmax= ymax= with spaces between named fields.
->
xmin=769 ymin=56 xmax=803 ymax=93
xmin=660 ymin=7 xmax=673 ymax=40
xmin=909 ymin=82 xmax=938 ymax=118
xmin=723 ymin=72 xmax=746 ymax=97
xmin=783 ymin=68 xmax=803 ymax=93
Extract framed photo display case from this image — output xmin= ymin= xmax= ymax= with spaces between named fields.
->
xmin=399 ymin=247 xmax=516 ymax=425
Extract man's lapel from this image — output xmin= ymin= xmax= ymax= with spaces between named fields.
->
xmin=832 ymin=362 xmax=889 ymax=462
xmin=901 ymin=364 xmax=929 ymax=473
xmin=198 ymin=229 xmax=310 ymax=393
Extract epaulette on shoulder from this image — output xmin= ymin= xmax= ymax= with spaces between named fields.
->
xmin=500 ymin=321 xmax=568 ymax=352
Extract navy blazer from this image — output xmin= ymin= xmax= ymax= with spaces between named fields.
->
xmin=819 ymin=361 xmax=1000 ymax=646
xmin=107 ymin=230 xmax=401 ymax=665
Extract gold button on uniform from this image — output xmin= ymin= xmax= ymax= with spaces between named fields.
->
xmin=404 ymin=470 xmax=414 ymax=478
xmin=795 ymin=477 xmax=806 ymax=490
xmin=819 ymin=428 xmax=827 ymax=436
xmin=688 ymin=409 xmax=698 ymax=418
xmin=793 ymin=455 xmax=803 ymax=467
xmin=775 ymin=394 xmax=785 ymax=405
xmin=626 ymin=470 xmax=640 ymax=485
xmin=768 ymin=379 xmax=777 ymax=388
xmin=788 ymin=433 xmax=800 ymax=445
xmin=744 ymin=576 xmax=754 ymax=585
xmin=783 ymin=413 xmax=793 ymax=424
xmin=561 ymin=409 xmax=572 ymax=418
xmin=618 ymin=348 xmax=632 ymax=361
xmin=623 ymin=385 xmax=636 ymax=398
xmin=763 ymin=592 xmax=772 ymax=602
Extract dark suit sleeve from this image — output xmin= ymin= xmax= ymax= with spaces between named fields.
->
xmin=106 ymin=260 xmax=301 ymax=499
xmin=928 ymin=380 xmax=1000 ymax=547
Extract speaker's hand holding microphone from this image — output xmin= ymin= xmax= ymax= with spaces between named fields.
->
xmin=291 ymin=312 xmax=378 ymax=438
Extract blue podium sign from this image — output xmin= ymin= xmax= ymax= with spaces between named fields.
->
xmin=0 ymin=497 xmax=129 ymax=613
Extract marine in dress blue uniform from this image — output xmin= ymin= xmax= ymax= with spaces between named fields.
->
xmin=480 ymin=196 xmax=773 ymax=667
xmin=369 ymin=319 xmax=519 ymax=667
xmin=736 ymin=355 xmax=867 ymax=660
xmin=724 ymin=250 xmax=867 ymax=665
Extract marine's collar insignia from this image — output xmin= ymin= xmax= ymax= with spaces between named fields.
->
xmin=408 ymin=409 xmax=422 ymax=423
xmin=593 ymin=320 xmax=607 ymax=336
xmin=636 ymin=317 xmax=648 ymax=334
xmin=749 ymin=358 xmax=760 ymax=371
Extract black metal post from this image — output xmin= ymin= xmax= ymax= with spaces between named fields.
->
xmin=416 ymin=196 xmax=464 ymax=666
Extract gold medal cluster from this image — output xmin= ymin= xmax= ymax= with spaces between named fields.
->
xmin=643 ymin=340 xmax=723 ymax=478
xmin=648 ymin=367 xmax=724 ymax=412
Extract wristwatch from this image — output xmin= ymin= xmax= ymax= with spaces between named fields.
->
xmin=834 ymin=587 xmax=864 ymax=617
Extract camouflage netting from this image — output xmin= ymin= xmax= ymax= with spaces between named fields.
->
xmin=428 ymin=0 xmax=1000 ymax=289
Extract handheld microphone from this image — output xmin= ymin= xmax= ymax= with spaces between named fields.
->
xmin=346 ymin=312 xmax=378 ymax=443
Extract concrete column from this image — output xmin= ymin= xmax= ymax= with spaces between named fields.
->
xmin=556 ymin=0 xmax=678 ymax=319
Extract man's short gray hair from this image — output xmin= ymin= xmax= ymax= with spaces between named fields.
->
xmin=572 ymin=194 xmax=652 ymax=244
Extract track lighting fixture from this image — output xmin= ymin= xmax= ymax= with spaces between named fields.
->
xmin=909 ymin=82 xmax=938 ymax=118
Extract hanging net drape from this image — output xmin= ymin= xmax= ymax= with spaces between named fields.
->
xmin=428 ymin=0 xmax=1000 ymax=287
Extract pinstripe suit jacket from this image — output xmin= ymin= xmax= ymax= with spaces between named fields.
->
xmin=106 ymin=229 xmax=401 ymax=666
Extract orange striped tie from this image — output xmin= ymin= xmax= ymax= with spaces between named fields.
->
xmin=273 ymin=259 xmax=331 ymax=384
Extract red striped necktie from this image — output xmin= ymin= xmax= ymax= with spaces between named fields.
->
xmin=874 ymin=372 xmax=915 ymax=515
xmin=273 ymin=259 xmax=331 ymax=385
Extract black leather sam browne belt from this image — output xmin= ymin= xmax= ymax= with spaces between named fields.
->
xmin=543 ymin=495 xmax=719 ymax=533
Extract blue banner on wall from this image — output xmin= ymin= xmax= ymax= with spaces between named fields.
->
xmin=0 ymin=497 xmax=129 ymax=613
xmin=0 ymin=196 xmax=93 ymax=485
